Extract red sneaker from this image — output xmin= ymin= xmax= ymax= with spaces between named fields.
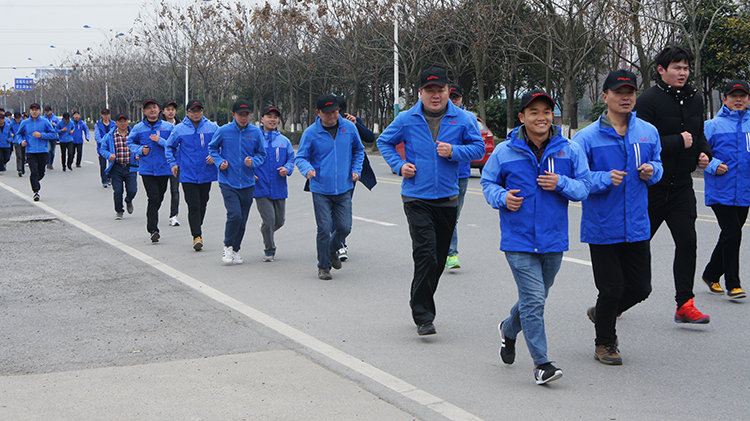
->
xmin=675 ymin=299 xmax=710 ymax=324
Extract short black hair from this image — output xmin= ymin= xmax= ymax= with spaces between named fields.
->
xmin=654 ymin=46 xmax=694 ymax=70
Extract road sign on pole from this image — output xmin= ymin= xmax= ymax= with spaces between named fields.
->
xmin=15 ymin=78 xmax=34 ymax=91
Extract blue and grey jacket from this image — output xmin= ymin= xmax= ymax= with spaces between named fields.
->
xmin=100 ymin=127 xmax=138 ymax=174
xmin=254 ymin=127 xmax=295 ymax=200
xmin=127 ymin=118 xmax=173 ymax=176
xmin=378 ymin=100 xmax=484 ymax=199
xmin=16 ymin=117 xmax=57 ymax=153
xmin=10 ymin=119 xmax=23 ymax=144
xmin=56 ymin=119 xmax=75 ymax=143
xmin=481 ymin=126 xmax=590 ymax=253
xmin=704 ymin=105 xmax=750 ymax=207
xmin=208 ymin=120 xmax=265 ymax=189
xmin=95 ymin=119 xmax=116 ymax=154
xmin=573 ymin=111 xmax=663 ymax=245
xmin=295 ymin=116 xmax=364 ymax=196
xmin=72 ymin=120 xmax=89 ymax=144
xmin=165 ymin=116 xmax=219 ymax=184
xmin=0 ymin=120 xmax=12 ymax=149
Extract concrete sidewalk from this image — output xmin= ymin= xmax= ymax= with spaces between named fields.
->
xmin=0 ymin=186 xmax=417 ymax=420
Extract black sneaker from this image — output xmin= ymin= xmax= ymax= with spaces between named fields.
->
xmin=534 ymin=363 xmax=563 ymax=385
xmin=150 ymin=231 xmax=160 ymax=243
xmin=318 ymin=267 xmax=332 ymax=280
xmin=587 ymin=306 xmax=596 ymax=324
xmin=330 ymin=252 xmax=342 ymax=270
xmin=498 ymin=321 xmax=515 ymax=364
xmin=417 ymin=322 xmax=436 ymax=336
xmin=126 ymin=200 xmax=134 ymax=214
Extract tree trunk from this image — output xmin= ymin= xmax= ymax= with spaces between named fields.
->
xmin=506 ymin=53 xmax=518 ymax=134
xmin=562 ymin=74 xmax=577 ymax=134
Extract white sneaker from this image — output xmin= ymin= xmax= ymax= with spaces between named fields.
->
xmin=169 ymin=216 xmax=180 ymax=226
xmin=222 ymin=246 xmax=234 ymax=265
xmin=232 ymin=249 xmax=243 ymax=265
xmin=338 ymin=246 xmax=348 ymax=261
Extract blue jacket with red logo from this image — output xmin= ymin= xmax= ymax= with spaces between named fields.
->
xmin=127 ymin=118 xmax=174 ymax=176
xmin=16 ymin=117 xmax=57 ymax=154
xmin=95 ymin=119 xmax=116 ymax=154
xmin=254 ymin=128 xmax=295 ymax=199
xmin=573 ymin=111 xmax=663 ymax=245
xmin=481 ymin=126 xmax=590 ymax=253
xmin=165 ymin=116 xmax=219 ymax=184
xmin=56 ymin=119 xmax=74 ymax=143
xmin=72 ymin=119 xmax=89 ymax=144
xmin=703 ymin=105 xmax=750 ymax=207
xmin=208 ymin=120 xmax=265 ymax=189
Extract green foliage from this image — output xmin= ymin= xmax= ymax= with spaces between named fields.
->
xmin=482 ymin=97 xmax=520 ymax=136
xmin=702 ymin=12 xmax=750 ymax=91
xmin=588 ymin=100 xmax=607 ymax=121
xmin=280 ymin=130 xmax=302 ymax=146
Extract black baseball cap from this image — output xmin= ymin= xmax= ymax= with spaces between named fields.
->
xmin=44 ymin=106 xmax=52 ymax=111
xmin=29 ymin=103 xmax=41 ymax=110
xmin=115 ymin=113 xmax=128 ymax=121
xmin=101 ymin=108 xmax=110 ymax=114
xmin=232 ymin=100 xmax=252 ymax=113
xmin=186 ymin=100 xmax=203 ymax=110
xmin=520 ymin=90 xmax=555 ymax=111
xmin=336 ymin=97 xmax=347 ymax=114
xmin=449 ymin=84 xmax=464 ymax=97
xmin=262 ymin=106 xmax=281 ymax=117
xmin=142 ymin=99 xmax=158 ymax=108
xmin=316 ymin=94 xmax=340 ymax=113
xmin=419 ymin=67 xmax=449 ymax=89
xmin=723 ymin=80 xmax=749 ymax=96
xmin=603 ymin=69 xmax=638 ymax=92
xmin=163 ymin=101 xmax=178 ymax=109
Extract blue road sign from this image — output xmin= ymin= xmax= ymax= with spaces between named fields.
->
xmin=15 ymin=78 xmax=34 ymax=91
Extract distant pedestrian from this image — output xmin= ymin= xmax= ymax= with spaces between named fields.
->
xmin=701 ymin=80 xmax=750 ymax=300
xmin=377 ymin=68 xmax=484 ymax=336
xmin=100 ymin=113 xmax=138 ymax=220
xmin=162 ymin=100 xmax=181 ymax=227
xmin=208 ymin=100 xmax=265 ymax=265
xmin=253 ymin=106 xmax=294 ymax=262
xmin=295 ymin=94 xmax=364 ymax=280
xmin=56 ymin=112 xmax=75 ymax=172
xmin=0 ymin=114 xmax=12 ymax=175
xmin=127 ymin=99 xmax=175 ymax=243
xmin=95 ymin=109 xmax=116 ymax=188
xmin=166 ymin=100 xmax=219 ymax=252
xmin=16 ymin=103 xmax=57 ymax=201
xmin=42 ymin=106 xmax=59 ymax=170
xmin=10 ymin=112 xmax=25 ymax=177
xmin=71 ymin=111 xmax=89 ymax=168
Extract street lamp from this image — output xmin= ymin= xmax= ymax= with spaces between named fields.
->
xmin=83 ymin=25 xmax=125 ymax=109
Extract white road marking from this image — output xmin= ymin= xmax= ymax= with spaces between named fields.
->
xmin=563 ymin=256 xmax=592 ymax=266
xmin=84 ymin=160 xmax=95 ymax=164
xmin=353 ymin=215 xmax=397 ymax=226
xmin=0 ymin=180 xmax=483 ymax=421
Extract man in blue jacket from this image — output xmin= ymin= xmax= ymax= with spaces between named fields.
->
xmin=166 ymin=100 xmax=219 ymax=252
xmin=127 ymin=99 xmax=174 ymax=243
xmin=296 ymin=94 xmax=365 ymax=280
xmin=482 ymin=90 xmax=590 ymax=385
xmin=209 ymin=100 xmax=265 ymax=265
xmin=11 ymin=112 xmax=25 ymax=177
xmin=17 ymin=103 xmax=57 ymax=201
xmin=573 ymin=69 xmax=664 ymax=365
xmin=95 ymin=109 xmax=115 ymax=188
xmin=101 ymin=113 xmax=138 ymax=220
xmin=701 ymin=80 xmax=750 ymax=300
xmin=71 ymin=111 xmax=89 ymax=169
xmin=42 ymin=106 xmax=59 ymax=170
xmin=0 ymin=114 xmax=12 ymax=175
xmin=378 ymin=68 xmax=484 ymax=336
xmin=56 ymin=112 xmax=75 ymax=172
xmin=254 ymin=106 xmax=295 ymax=262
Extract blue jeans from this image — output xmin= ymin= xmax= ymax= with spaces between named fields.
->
xmin=312 ymin=191 xmax=352 ymax=269
xmin=449 ymin=177 xmax=469 ymax=256
xmin=48 ymin=138 xmax=57 ymax=168
xmin=110 ymin=164 xmax=137 ymax=213
xmin=220 ymin=184 xmax=254 ymax=252
xmin=502 ymin=251 xmax=563 ymax=366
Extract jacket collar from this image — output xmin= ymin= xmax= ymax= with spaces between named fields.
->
xmin=410 ymin=99 xmax=460 ymax=119
xmin=656 ymin=78 xmax=698 ymax=102
xmin=717 ymin=104 xmax=750 ymax=121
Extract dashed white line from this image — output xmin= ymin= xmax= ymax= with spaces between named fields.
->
xmin=353 ymin=215 xmax=397 ymax=226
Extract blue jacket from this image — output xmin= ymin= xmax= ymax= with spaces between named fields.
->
xmin=127 ymin=118 xmax=174 ymax=176
xmin=573 ymin=111 xmax=663 ymax=245
xmin=378 ymin=100 xmax=484 ymax=199
xmin=704 ymin=105 xmax=750 ymax=206
xmin=95 ymin=119 xmax=116 ymax=154
xmin=16 ymin=117 xmax=57 ymax=153
xmin=100 ymin=127 xmax=139 ymax=174
xmin=165 ymin=117 xmax=219 ymax=184
xmin=0 ymin=120 xmax=11 ymax=149
xmin=481 ymin=126 xmax=591 ymax=253
xmin=72 ymin=120 xmax=89 ymax=144
xmin=10 ymin=119 xmax=23 ymax=144
xmin=208 ymin=120 xmax=265 ymax=189
xmin=254 ymin=127 xmax=295 ymax=199
xmin=56 ymin=119 xmax=75 ymax=143
xmin=295 ymin=116 xmax=364 ymax=196
xmin=43 ymin=114 xmax=60 ymax=136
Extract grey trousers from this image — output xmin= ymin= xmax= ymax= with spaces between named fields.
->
xmin=255 ymin=197 xmax=286 ymax=255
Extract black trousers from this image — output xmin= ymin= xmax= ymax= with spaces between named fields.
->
xmin=0 ymin=147 xmax=11 ymax=172
xmin=141 ymin=174 xmax=169 ymax=234
xmin=169 ymin=174 xmax=180 ymax=218
xmin=73 ymin=143 xmax=83 ymax=166
xmin=26 ymin=152 xmax=47 ymax=193
xmin=649 ymin=183 xmax=697 ymax=307
xmin=403 ymin=200 xmax=457 ymax=326
xmin=59 ymin=142 xmax=73 ymax=169
xmin=14 ymin=143 xmax=26 ymax=174
xmin=589 ymin=240 xmax=652 ymax=346
xmin=703 ymin=205 xmax=749 ymax=290
xmin=182 ymin=182 xmax=211 ymax=238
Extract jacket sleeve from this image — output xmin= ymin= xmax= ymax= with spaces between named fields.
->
xmin=100 ymin=132 xmax=114 ymax=159
xmin=294 ymin=131 xmax=315 ymax=176
xmin=480 ymin=148 xmax=509 ymax=210
xmin=208 ymin=128 xmax=225 ymax=168
xmin=83 ymin=123 xmax=90 ymax=141
xmin=40 ymin=121 xmax=58 ymax=140
xmin=283 ymin=138 xmax=295 ymax=176
xmin=634 ymin=95 xmax=683 ymax=159
xmin=165 ymin=130 xmax=180 ymax=167
xmin=572 ymin=131 xmax=613 ymax=195
xmin=376 ymin=116 xmax=407 ymax=174
xmin=127 ymin=125 xmax=145 ymax=156
xmin=554 ymin=142 xmax=591 ymax=202
xmin=250 ymin=133 xmax=265 ymax=168
xmin=643 ymin=126 xmax=664 ymax=186
xmin=355 ymin=119 xmax=376 ymax=144
xmin=350 ymin=130 xmax=365 ymax=176
xmin=450 ymin=118 xmax=484 ymax=162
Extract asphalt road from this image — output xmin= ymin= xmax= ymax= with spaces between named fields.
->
xmin=1 ymin=140 xmax=748 ymax=420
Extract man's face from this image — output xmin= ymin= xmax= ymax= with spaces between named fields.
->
xmin=14 ymin=116 xmax=21 ymax=122
xmin=143 ymin=103 xmax=160 ymax=120
xmin=261 ymin=112 xmax=280 ymax=131
xmin=420 ymin=84 xmax=449 ymax=114
xmin=317 ymin=109 xmax=339 ymax=127
xmin=723 ymin=91 xmax=750 ymax=111
xmin=163 ymin=105 xmax=177 ymax=120
xmin=73 ymin=113 xmax=81 ymax=122
xmin=450 ymin=93 xmax=463 ymax=108
xmin=233 ymin=111 xmax=251 ymax=126
xmin=187 ymin=107 xmax=203 ymax=123
xmin=116 ymin=118 xmax=129 ymax=131
xmin=45 ymin=109 xmax=52 ymax=116
xmin=658 ymin=60 xmax=690 ymax=88
xmin=30 ymin=108 xmax=41 ymax=118
xmin=101 ymin=112 xmax=110 ymax=121
xmin=603 ymin=86 xmax=637 ymax=115
xmin=518 ymin=99 xmax=553 ymax=139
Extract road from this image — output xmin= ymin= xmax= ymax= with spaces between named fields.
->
xmin=1 ymin=140 xmax=748 ymax=420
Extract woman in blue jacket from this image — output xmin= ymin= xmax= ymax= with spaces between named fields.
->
xmin=701 ymin=81 xmax=750 ymax=300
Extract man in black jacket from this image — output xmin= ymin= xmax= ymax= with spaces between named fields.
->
xmin=633 ymin=46 xmax=712 ymax=324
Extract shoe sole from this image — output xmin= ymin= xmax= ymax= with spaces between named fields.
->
xmin=150 ymin=232 xmax=160 ymax=243
xmin=702 ymin=277 xmax=724 ymax=295
xmin=727 ymin=293 xmax=747 ymax=299
xmin=674 ymin=316 xmax=710 ymax=324
xmin=587 ymin=307 xmax=596 ymax=324
xmin=194 ymin=242 xmax=203 ymax=251
xmin=536 ymin=370 xmax=563 ymax=385
xmin=594 ymin=354 xmax=622 ymax=365
xmin=222 ymin=259 xmax=233 ymax=265
xmin=447 ymin=264 xmax=460 ymax=269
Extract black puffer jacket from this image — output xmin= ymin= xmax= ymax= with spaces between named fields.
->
xmin=634 ymin=79 xmax=711 ymax=189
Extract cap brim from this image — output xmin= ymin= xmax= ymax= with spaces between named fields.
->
xmin=725 ymin=87 xmax=749 ymax=95
xmin=318 ymin=106 xmax=340 ymax=113
xmin=608 ymin=82 xmax=638 ymax=91
xmin=421 ymin=82 xmax=447 ymax=89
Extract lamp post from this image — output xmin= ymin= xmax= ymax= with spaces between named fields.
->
xmin=83 ymin=25 xmax=125 ymax=110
